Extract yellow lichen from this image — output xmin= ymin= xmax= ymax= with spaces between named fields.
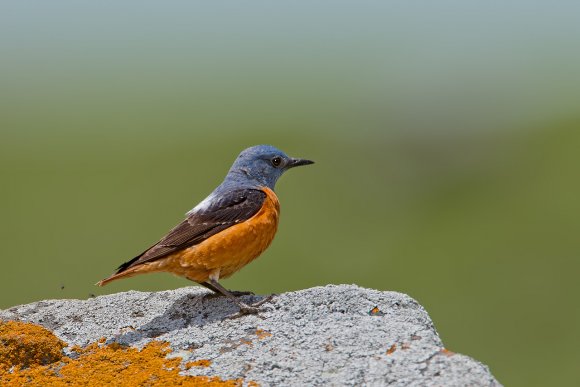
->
xmin=0 ymin=320 xmax=67 ymax=371
xmin=255 ymin=329 xmax=271 ymax=340
xmin=0 ymin=321 xmax=247 ymax=386
xmin=440 ymin=348 xmax=455 ymax=356
xmin=187 ymin=359 xmax=212 ymax=368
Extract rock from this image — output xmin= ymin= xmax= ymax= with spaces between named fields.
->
xmin=0 ymin=320 xmax=66 ymax=370
xmin=0 ymin=284 xmax=501 ymax=386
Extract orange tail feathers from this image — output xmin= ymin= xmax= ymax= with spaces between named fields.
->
xmin=96 ymin=269 xmax=139 ymax=287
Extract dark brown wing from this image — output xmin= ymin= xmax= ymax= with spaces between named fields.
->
xmin=115 ymin=189 xmax=266 ymax=274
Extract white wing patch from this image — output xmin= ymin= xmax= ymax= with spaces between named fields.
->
xmin=187 ymin=193 xmax=215 ymax=216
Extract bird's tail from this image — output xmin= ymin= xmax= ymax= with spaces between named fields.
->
xmin=96 ymin=269 xmax=139 ymax=287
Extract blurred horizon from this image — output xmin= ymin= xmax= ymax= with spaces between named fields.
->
xmin=1 ymin=2 xmax=579 ymax=386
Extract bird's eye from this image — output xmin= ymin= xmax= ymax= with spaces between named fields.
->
xmin=271 ymin=156 xmax=282 ymax=167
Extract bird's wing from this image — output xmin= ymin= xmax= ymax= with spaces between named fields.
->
xmin=115 ymin=188 xmax=266 ymax=274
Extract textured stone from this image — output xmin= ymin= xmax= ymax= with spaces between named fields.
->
xmin=0 ymin=284 xmax=501 ymax=386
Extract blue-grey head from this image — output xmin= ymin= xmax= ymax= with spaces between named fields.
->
xmin=223 ymin=145 xmax=314 ymax=190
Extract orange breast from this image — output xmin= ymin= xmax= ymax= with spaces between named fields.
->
xmin=165 ymin=187 xmax=281 ymax=282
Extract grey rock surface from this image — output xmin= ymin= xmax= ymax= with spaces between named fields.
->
xmin=0 ymin=284 xmax=500 ymax=386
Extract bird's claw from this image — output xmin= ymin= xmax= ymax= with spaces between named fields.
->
xmin=204 ymin=289 xmax=254 ymax=299
xmin=230 ymin=290 xmax=255 ymax=297
xmin=226 ymin=295 xmax=276 ymax=320
xmin=250 ymin=294 xmax=275 ymax=307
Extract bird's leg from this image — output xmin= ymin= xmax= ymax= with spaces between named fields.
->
xmin=207 ymin=279 xmax=274 ymax=318
xmin=198 ymin=281 xmax=254 ymax=297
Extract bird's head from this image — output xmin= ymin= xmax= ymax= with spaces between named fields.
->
xmin=225 ymin=145 xmax=314 ymax=189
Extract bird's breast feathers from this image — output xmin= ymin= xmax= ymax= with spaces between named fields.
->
xmin=174 ymin=186 xmax=280 ymax=280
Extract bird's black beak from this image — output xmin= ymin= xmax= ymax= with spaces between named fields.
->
xmin=288 ymin=158 xmax=314 ymax=168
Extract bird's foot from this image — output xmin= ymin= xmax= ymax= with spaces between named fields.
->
xmin=230 ymin=290 xmax=255 ymax=297
xmin=250 ymin=294 xmax=276 ymax=307
xmin=226 ymin=294 xmax=276 ymax=320
xmin=204 ymin=289 xmax=254 ymax=299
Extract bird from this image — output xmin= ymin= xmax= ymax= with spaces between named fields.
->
xmin=97 ymin=145 xmax=314 ymax=317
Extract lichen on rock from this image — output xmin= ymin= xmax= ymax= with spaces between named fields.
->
xmin=0 ymin=320 xmax=66 ymax=371
xmin=0 ymin=321 xmax=243 ymax=386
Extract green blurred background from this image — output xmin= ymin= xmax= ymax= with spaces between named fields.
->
xmin=1 ymin=1 xmax=579 ymax=385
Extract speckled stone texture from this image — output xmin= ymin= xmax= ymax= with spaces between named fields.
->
xmin=0 ymin=284 xmax=501 ymax=386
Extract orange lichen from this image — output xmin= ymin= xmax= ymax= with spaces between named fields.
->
xmin=0 ymin=321 xmax=246 ymax=386
xmin=0 ymin=320 xmax=67 ymax=371
xmin=255 ymin=329 xmax=271 ymax=340
xmin=386 ymin=343 xmax=397 ymax=355
xmin=440 ymin=348 xmax=455 ymax=356
xmin=187 ymin=359 xmax=212 ymax=368
xmin=368 ymin=306 xmax=385 ymax=316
